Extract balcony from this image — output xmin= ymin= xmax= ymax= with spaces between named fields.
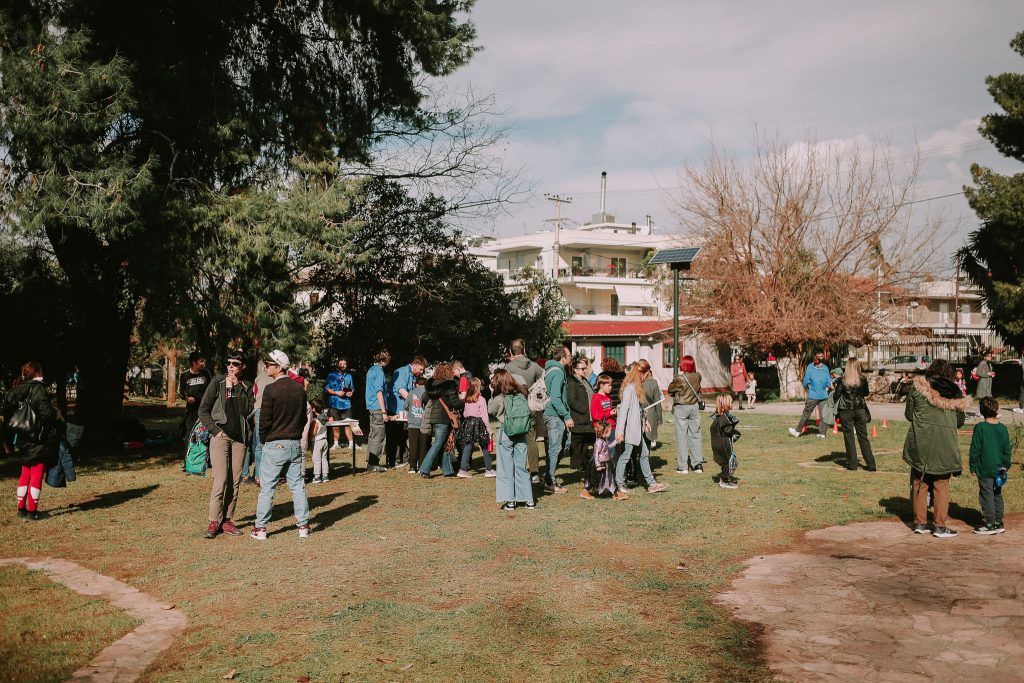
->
xmin=559 ymin=265 xmax=650 ymax=279
xmin=571 ymin=304 xmax=660 ymax=319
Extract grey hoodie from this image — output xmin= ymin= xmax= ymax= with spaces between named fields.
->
xmin=505 ymin=355 xmax=543 ymax=390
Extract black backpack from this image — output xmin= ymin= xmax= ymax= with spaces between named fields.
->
xmin=8 ymin=386 xmax=45 ymax=442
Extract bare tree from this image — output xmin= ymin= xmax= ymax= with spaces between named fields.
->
xmin=670 ymin=131 xmax=950 ymax=399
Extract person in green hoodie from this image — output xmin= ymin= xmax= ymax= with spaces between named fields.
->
xmin=542 ymin=346 xmax=573 ymax=493
xmin=969 ymin=397 xmax=1012 ymax=534
xmin=902 ymin=359 xmax=970 ymax=538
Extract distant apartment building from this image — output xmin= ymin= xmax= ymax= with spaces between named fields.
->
xmin=474 ymin=185 xmax=730 ymax=390
xmin=857 ymin=278 xmax=1001 ymax=364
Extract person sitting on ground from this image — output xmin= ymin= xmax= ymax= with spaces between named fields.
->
xmin=709 ymin=395 xmax=740 ymax=489
xmin=969 ymin=396 xmax=1012 ymax=535
xmin=902 ymin=359 xmax=970 ymax=538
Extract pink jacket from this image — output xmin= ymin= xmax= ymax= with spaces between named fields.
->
xmin=462 ymin=396 xmax=491 ymax=435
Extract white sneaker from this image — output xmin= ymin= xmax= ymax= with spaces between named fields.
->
xmin=456 ymin=470 xmax=473 ymax=478
xmin=675 ymin=469 xmax=688 ymax=475
xmin=816 ymin=434 xmax=826 ymax=439
xmin=788 ymin=428 xmax=801 ymax=437
xmin=484 ymin=470 xmax=497 ymax=478
xmin=250 ymin=528 xmax=267 ymax=541
xmin=298 ymin=524 xmax=310 ymax=538
xmin=1013 ymin=408 xmax=1024 ymax=414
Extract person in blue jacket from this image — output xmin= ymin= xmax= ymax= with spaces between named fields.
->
xmin=788 ymin=353 xmax=833 ymax=438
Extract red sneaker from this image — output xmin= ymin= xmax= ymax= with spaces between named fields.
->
xmin=204 ymin=521 xmax=220 ymax=539
xmin=220 ymin=519 xmax=241 ymax=536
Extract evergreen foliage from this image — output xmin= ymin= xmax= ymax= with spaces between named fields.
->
xmin=958 ymin=32 xmax=1024 ymax=353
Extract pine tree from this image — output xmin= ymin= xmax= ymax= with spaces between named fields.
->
xmin=959 ymin=31 xmax=1024 ymax=353
xmin=0 ymin=2 xmax=479 ymax=435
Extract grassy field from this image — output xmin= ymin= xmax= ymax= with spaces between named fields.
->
xmin=1 ymin=408 xmax=1021 ymax=682
xmin=0 ymin=565 xmax=141 ymax=683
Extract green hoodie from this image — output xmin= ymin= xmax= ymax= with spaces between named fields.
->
xmin=543 ymin=359 xmax=570 ymax=420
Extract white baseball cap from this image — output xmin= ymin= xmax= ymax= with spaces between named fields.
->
xmin=266 ymin=349 xmax=290 ymax=369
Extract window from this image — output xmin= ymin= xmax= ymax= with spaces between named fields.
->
xmin=603 ymin=343 xmax=625 ymax=367
xmin=607 ymin=257 xmax=626 ymax=276
xmin=961 ymin=302 xmax=971 ymax=325
xmin=610 ymin=294 xmax=619 ymax=316
xmin=938 ymin=302 xmax=949 ymax=324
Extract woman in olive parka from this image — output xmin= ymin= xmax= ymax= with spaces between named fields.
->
xmin=902 ymin=359 xmax=970 ymax=537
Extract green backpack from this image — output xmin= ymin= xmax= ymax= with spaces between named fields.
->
xmin=502 ymin=393 xmax=531 ymax=437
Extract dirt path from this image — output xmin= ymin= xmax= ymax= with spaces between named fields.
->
xmin=715 ymin=518 xmax=1024 ymax=682
xmin=0 ymin=557 xmax=186 ymax=683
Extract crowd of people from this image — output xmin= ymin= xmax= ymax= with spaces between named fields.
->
xmin=1 ymin=345 xmax=1015 ymax=541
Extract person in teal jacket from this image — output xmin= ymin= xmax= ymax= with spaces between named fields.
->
xmin=542 ymin=346 xmax=573 ymax=493
xmin=969 ymin=397 xmax=1012 ymax=534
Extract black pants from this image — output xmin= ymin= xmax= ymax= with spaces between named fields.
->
xmin=385 ymin=420 xmax=408 ymax=468
xmin=406 ymin=427 xmax=429 ymax=471
xmin=838 ymin=408 xmax=875 ymax=470
xmin=978 ymin=476 xmax=1004 ymax=525
xmin=569 ymin=432 xmax=594 ymax=471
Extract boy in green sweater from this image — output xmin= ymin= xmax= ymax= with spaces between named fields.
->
xmin=969 ymin=397 xmax=1012 ymax=534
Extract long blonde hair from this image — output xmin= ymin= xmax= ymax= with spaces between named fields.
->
xmin=620 ymin=359 xmax=651 ymax=402
xmin=844 ymin=358 xmax=861 ymax=387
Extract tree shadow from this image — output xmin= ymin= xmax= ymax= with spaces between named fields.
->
xmin=879 ymin=495 xmax=984 ymax=529
xmin=310 ymin=494 xmax=378 ymax=532
xmin=237 ymin=491 xmax=346 ymax=527
xmin=49 ymin=484 xmax=160 ymax=516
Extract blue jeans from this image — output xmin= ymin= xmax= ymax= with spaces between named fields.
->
xmin=418 ymin=423 xmax=456 ymax=476
xmin=459 ymin=437 xmax=492 ymax=472
xmin=250 ymin=409 xmax=262 ymax=478
xmin=672 ymin=404 xmax=703 ymax=470
xmin=495 ymin=429 xmax=532 ymax=503
xmin=255 ymin=440 xmax=309 ymax=528
xmin=543 ymin=413 xmax=570 ymax=485
xmin=616 ymin=436 xmax=655 ymax=488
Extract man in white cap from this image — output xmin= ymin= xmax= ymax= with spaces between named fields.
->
xmin=251 ymin=349 xmax=311 ymax=540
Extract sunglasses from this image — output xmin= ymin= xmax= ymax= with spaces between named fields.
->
xmin=226 ymin=360 xmax=243 ymax=367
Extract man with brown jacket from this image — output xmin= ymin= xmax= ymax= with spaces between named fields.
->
xmin=251 ymin=349 xmax=311 ymax=540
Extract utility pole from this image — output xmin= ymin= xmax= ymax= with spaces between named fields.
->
xmin=544 ymin=193 xmax=572 ymax=278
xmin=953 ymin=264 xmax=961 ymax=361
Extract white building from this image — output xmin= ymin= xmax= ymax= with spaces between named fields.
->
xmin=476 ymin=187 xmax=730 ymax=391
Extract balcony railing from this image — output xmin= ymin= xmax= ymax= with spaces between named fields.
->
xmin=560 ymin=266 xmax=650 ymax=279
xmin=571 ymin=305 xmax=659 ymax=317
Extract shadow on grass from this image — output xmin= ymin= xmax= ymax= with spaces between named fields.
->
xmin=815 ymin=451 xmax=848 ymax=466
xmin=49 ymin=484 xmax=160 ymax=516
xmin=236 ymin=491 xmax=346 ymax=528
xmin=311 ymin=494 xmax=378 ymax=532
xmin=879 ymin=495 xmax=984 ymax=529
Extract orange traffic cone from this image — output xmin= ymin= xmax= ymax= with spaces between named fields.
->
xmin=832 ymin=420 xmax=839 ymax=434
xmin=882 ymin=418 xmax=889 ymax=428
xmin=871 ymin=424 xmax=878 ymax=438
xmin=801 ymin=425 xmax=807 ymax=433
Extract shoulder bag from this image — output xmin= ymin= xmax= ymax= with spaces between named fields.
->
xmin=679 ymin=373 xmax=705 ymax=411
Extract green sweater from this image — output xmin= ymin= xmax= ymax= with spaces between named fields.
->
xmin=968 ymin=421 xmax=1012 ymax=478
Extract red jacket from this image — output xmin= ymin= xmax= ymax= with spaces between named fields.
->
xmin=590 ymin=392 xmax=616 ymax=431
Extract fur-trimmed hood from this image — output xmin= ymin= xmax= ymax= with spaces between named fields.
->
xmin=912 ymin=375 xmax=970 ymax=412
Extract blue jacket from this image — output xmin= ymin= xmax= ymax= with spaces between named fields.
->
xmin=324 ymin=370 xmax=353 ymax=410
xmin=388 ymin=364 xmax=416 ymax=413
xmin=803 ymin=363 xmax=832 ymax=400
xmin=365 ymin=365 xmax=386 ymax=411
xmin=45 ymin=439 xmax=77 ymax=488
xmin=543 ymin=360 xmax=570 ymax=420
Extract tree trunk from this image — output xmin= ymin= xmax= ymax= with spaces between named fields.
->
xmin=71 ymin=306 xmax=135 ymax=445
xmin=776 ymin=354 xmax=804 ymax=401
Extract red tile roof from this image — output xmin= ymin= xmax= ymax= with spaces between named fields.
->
xmin=562 ymin=320 xmax=674 ymax=338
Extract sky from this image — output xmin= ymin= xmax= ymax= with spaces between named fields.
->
xmin=448 ymin=0 xmax=1024 ymax=266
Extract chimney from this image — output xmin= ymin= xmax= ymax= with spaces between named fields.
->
xmin=600 ymin=171 xmax=607 ymax=214
xmin=646 ymin=214 xmax=653 ymax=235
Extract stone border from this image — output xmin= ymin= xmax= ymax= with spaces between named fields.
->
xmin=0 ymin=557 xmax=186 ymax=683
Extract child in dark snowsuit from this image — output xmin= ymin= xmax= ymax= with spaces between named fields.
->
xmin=710 ymin=394 xmax=740 ymax=489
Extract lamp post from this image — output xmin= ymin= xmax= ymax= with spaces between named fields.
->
xmin=649 ymin=248 xmax=700 ymax=367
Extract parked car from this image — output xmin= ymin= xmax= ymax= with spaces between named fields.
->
xmin=878 ymin=354 xmax=931 ymax=373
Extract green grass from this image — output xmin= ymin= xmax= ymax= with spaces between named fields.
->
xmin=1 ymin=409 xmax=1021 ymax=682
xmin=0 ymin=566 xmax=141 ymax=683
